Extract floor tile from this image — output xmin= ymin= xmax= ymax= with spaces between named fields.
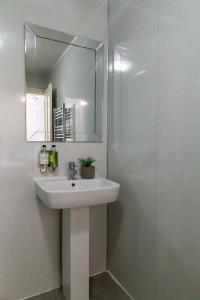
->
xmin=28 ymin=272 xmax=131 ymax=300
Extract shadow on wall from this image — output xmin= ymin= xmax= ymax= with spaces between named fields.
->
xmin=155 ymin=233 xmax=200 ymax=299
xmin=36 ymin=196 xmax=62 ymax=278
xmin=107 ymin=152 xmax=144 ymax=261
xmin=108 ymin=200 xmax=124 ymax=258
xmin=108 ymin=156 xmax=200 ymax=299
xmin=107 ymin=150 xmax=157 ymax=300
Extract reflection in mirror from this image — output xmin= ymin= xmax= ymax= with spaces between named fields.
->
xmin=25 ymin=23 xmax=104 ymax=142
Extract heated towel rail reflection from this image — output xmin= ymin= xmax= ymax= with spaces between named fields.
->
xmin=53 ymin=104 xmax=75 ymax=141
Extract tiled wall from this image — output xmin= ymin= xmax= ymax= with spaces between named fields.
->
xmin=0 ymin=1 xmax=107 ymax=299
xmin=108 ymin=1 xmax=200 ymax=299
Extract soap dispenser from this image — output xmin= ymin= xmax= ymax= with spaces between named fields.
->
xmin=49 ymin=144 xmax=58 ymax=172
xmin=39 ymin=145 xmax=49 ymax=174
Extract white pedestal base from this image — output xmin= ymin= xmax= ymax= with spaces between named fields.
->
xmin=62 ymin=207 xmax=89 ymax=300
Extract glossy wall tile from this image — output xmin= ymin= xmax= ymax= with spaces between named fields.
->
xmin=108 ymin=1 xmax=158 ymax=299
xmin=157 ymin=1 xmax=200 ymax=299
xmin=108 ymin=0 xmax=200 ymax=299
xmin=0 ymin=1 xmax=107 ymax=299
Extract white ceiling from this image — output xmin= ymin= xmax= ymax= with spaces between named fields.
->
xmin=25 ymin=25 xmax=101 ymax=75
xmin=25 ymin=32 xmax=68 ymax=74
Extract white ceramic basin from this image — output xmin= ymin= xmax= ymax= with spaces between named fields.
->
xmin=34 ymin=177 xmax=120 ymax=209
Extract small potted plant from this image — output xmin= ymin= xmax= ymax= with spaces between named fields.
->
xmin=79 ymin=157 xmax=96 ymax=179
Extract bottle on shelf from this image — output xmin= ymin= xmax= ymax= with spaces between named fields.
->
xmin=39 ymin=145 xmax=49 ymax=174
xmin=49 ymin=144 xmax=58 ymax=172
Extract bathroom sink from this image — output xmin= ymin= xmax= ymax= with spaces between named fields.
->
xmin=34 ymin=176 xmax=120 ymax=300
xmin=34 ymin=177 xmax=120 ymax=209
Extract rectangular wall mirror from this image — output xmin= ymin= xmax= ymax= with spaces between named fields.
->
xmin=25 ymin=23 xmax=104 ymax=142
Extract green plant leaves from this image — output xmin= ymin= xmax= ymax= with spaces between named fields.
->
xmin=79 ymin=157 xmax=96 ymax=167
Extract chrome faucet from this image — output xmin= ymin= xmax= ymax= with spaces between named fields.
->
xmin=68 ymin=161 xmax=77 ymax=180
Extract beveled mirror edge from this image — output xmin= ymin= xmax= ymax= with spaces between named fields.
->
xmin=24 ymin=23 xmax=105 ymax=143
xmin=25 ymin=23 xmax=104 ymax=52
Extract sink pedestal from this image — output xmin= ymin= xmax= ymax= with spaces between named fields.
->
xmin=62 ymin=207 xmax=89 ymax=300
xmin=34 ymin=177 xmax=120 ymax=300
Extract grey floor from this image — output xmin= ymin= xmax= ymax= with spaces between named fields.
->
xmin=28 ymin=272 xmax=131 ymax=300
